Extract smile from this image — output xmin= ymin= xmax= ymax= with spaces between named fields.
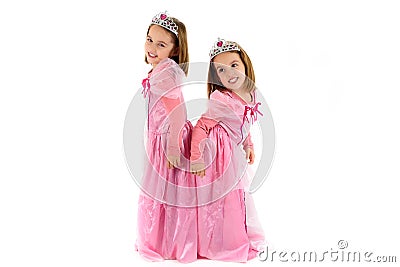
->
xmin=228 ymin=77 xmax=239 ymax=84
xmin=147 ymin=52 xmax=157 ymax=58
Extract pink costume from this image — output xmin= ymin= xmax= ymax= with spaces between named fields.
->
xmin=135 ymin=58 xmax=197 ymax=263
xmin=191 ymin=89 xmax=265 ymax=262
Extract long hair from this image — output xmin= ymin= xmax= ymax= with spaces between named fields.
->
xmin=207 ymin=43 xmax=255 ymax=98
xmin=144 ymin=17 xmax=189 ymax=76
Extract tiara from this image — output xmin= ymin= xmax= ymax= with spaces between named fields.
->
xmin=209 ymin=38 xmax=240 ymax=59
xmin=151 ymin=11 xmax=178 ymax=36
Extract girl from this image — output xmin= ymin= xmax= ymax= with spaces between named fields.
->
xmin=135 ymin=12 xmax=196 ymax=263
xmin=190 ymin=38 xmax=265 ymax=262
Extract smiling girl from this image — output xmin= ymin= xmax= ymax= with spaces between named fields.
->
xmin=190 ymin=38 xmax=266 ymax=262
xmin=135 ymin=12 xmax=197 ymax=263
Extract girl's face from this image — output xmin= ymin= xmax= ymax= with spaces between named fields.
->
xmin=213 ymin=52 xmax=246 ymax=91
xmin=144 ymin=25 xmax=177 ymax=68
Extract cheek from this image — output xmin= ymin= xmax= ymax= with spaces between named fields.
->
xmin=234 ymin=68 xmax=246 ymax=77
xmin=159 ymin=48 xmax=167 ymax=56
xmin=164 ymin=47 xmax=174 ymax=57
xmin=217 ymin=72 xmax=226 ymax=81
xmin=220 ymin=76 xmax=230 ymax=86
xmin=217 ymin=74 xmax=225 ymax=84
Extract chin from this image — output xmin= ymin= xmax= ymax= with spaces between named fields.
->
xmin=235 ymin=82 xmax=245 ymax=91
xmin=230 ymin=85 xmax=244 ymax=91
xmin=146 ymin=56 xmax=153 ymax=63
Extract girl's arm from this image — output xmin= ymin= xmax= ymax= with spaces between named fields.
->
xmin=243 ymin=133 xmax=254 ymax=151
xmin=190 ymin=116 xmax=218 ymax=162
xmin=161 ymin=97 xmax=186 ymax=168
xmin=190 ymin=116 xmax=218 ymax=176
xmin=152 ymin=59 xmax=186 ymax=168
xmin=243 ymin=133 xmax=255 ymax=165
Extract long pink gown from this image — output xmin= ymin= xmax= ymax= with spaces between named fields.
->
xmin=135 ymin=58 xmax=197 ymax=263
xmin=191 ymin=89 xmax=265 ymax=262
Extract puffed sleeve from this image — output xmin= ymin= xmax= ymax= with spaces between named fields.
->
xmin=190 ymin=90 xmax=233 ymax=162
xmin=148 ymin=59 xmax=187 ymax=158
xmin=190 ymin=116 xmax=218 ymax=162
xmin=162 ymin=97 xmax=186 ymax=157
xmin=242 ymin=133 xmax=254 ymax=151
xmin=149 ymin=58 xmax=184 ymax=99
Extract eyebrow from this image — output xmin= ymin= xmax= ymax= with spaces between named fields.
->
xmin=216 ymin=60 xmax=239 ymax=68
xmin=147 ymin=35 xmax=170 ymax=45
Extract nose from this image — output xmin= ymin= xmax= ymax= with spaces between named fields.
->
xmin=227 ymin=67 xmax=237 ymax=77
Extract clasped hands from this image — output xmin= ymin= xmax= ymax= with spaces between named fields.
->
xmin=167 ymin=147 xmax=255 ymax=177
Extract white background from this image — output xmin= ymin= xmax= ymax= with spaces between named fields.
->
xmin=1 ymin=0 xmax=399 ymax=266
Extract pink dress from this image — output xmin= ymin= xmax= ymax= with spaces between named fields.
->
xmin=135 ymin=58 xmax=197 ymax=263
xmin=191 ymin=89 xmax=265 ymax=262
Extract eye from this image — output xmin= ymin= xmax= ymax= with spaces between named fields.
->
xmin=217 ymin=67 xmax=225 ymax=73
xmin=146 ymin=37 xmax=152 ymax=43
xmin=158 ymin=43 xmax=166 ymax=48
xmin=232 ymin=63 xmax=239 ymax=68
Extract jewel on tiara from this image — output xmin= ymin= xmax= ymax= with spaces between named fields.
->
xmin=209 ymin=38 xmax=240 ymax=59
xmin=151 ymin=11 xmax=178 ymax=36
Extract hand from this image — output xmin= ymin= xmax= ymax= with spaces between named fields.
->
xmin=167 ymin=155 xmax=180 ymax=169
xmin=190 ymin=162 xmax=206 ymax=177
xmin=245 ymin=147 xmax=255 ymax=165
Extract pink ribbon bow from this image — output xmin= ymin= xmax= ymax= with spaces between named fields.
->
xmin=242 ymin=102 xmax=263 ymax=125
xmin=141 ymin=77 xmax=150 ymax=98
xmin=141 ymin=76 xmax=151 ymax=132
xmin=239 ymin=102 xmax=264 ymax=144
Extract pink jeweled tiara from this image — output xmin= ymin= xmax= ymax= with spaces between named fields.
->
xmin=209 ymin=38 xmax=240 ymax=59
xmin=151 ymin=11 xmax=178 ymax=36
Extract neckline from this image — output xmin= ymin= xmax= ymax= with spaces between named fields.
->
xmin=148 ymin=58 xmax=173 ymax=76
xmin=231 ymin=91 xmax=255 ymax=105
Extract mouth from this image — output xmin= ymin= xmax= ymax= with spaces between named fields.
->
xmin=228 ymin=77 xmax=239 ymax=84
xmin=147 ymin=52 xmax=157 ymax=59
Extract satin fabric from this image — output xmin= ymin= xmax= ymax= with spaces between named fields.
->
xmin=135 ymin=58 xmax=197 ymax=263
xmin=136 ymin=59 xmax=265 ymax=263
xmin=194 ymin=90 xmax=266 ymax=262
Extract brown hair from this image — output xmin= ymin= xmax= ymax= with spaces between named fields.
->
xmin=144 ymin=17 xmax=189 ymax=76
xmin=207 ymin=43 xmax=255 ymax=98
